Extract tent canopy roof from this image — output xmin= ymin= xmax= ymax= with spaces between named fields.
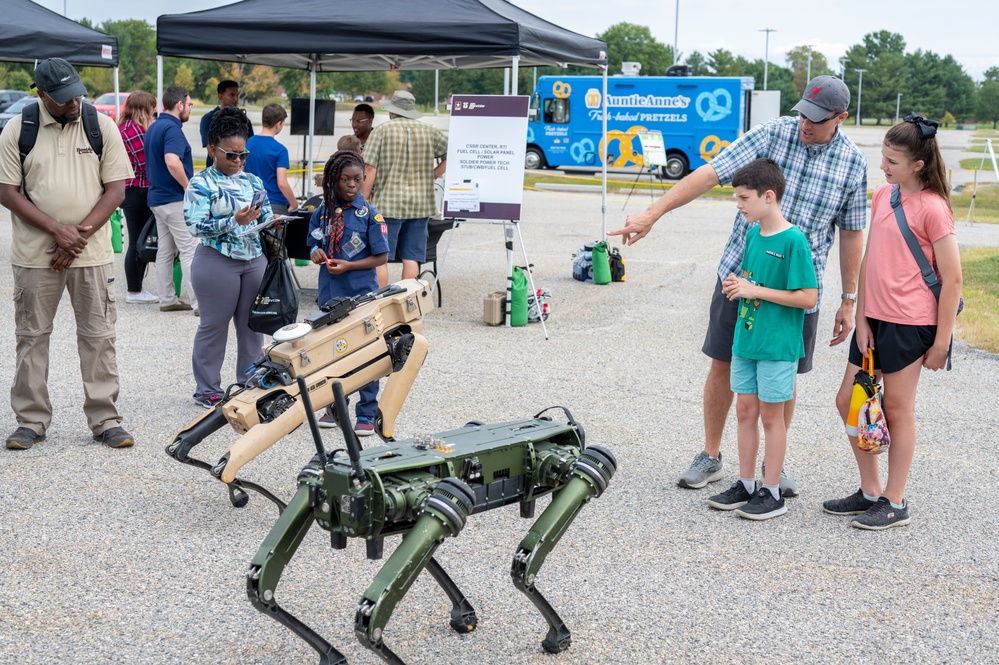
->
xmin=157 ymin=0 xmax=606 ymax=71
xmin=0 ymin=0 xmax=118 ymax=67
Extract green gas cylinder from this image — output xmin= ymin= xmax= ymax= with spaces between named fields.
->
xmin=110 ymin=210 xmax=123 ymax=253
xmin=510 ymin=266 xmax=528 ymax=327
xmin=592 ymin=241 xmax=611 ymax=285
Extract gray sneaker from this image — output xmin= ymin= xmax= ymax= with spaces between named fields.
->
xmin=762 ymin=462 xmax=799 ymax=498
xmin=851 ymin=497 xmax=910 ymax=530
xmin=823 ymin=489 xmax=877 ymax=515
xmin=677 ymin=451 xmax=724 ymax=489
xmin=6 ymin=427 xmax=45 ymax=450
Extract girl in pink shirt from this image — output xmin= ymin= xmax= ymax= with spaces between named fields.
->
xmin=824 ymin=114 xmax=963 ymax=530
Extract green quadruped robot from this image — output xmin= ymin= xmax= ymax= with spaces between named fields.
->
xmin=166 ymin=278 xmax=617 ymax=664
xmin=250 ymin=377 xmax=616 ymax=665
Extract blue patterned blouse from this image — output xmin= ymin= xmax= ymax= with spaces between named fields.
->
xmin=184 ymin=166 xmax=271 ymax=261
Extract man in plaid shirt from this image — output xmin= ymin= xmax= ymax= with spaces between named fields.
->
xmin=610 ymin=76 xmax=868 ymax=496
xmin=362 ymin=91 xmax=447 ymax=286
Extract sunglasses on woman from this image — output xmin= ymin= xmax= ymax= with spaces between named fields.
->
xmin=214 ymin=146 xmax=251 ymax=161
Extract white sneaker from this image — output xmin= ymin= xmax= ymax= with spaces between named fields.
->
xmin=125 ymin=289 xmax=160 ymax=304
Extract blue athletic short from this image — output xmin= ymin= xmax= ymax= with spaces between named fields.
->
xmin=730 ymin=355 xmax=798 ymax=403
xmin=385 ymin=217 xmax=429 ymax=262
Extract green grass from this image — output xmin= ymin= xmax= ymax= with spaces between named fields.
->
xmin=958 ymin=247 xmax=999 ymax=353
xmin=951 ymin=183 xmax=999 ymax=223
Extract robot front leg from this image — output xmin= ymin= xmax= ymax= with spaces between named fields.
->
xmin=355 ymin=478 xmax=476 ymax=664
xmin=246 ymin=484 xmax=346 ymax=665
xmin=511 ymin=445 xmax=617 ymax=654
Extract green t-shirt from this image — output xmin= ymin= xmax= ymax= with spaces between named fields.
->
xmin=733 ymin=224 xmax=817 ymax=361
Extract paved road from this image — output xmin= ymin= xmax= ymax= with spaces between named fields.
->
xmin=1 ymin=189 xmax=997 ymax=664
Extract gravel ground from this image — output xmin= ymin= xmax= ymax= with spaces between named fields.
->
xmin=1 ymin=190 xmax=998 ymax=665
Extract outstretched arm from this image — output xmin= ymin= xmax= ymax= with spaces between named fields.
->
xmin=608 ymin=164 xmax=720 ymax=246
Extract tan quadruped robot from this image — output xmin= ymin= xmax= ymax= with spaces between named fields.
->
xmin=166 ymin=279 xmax=434 ymax=509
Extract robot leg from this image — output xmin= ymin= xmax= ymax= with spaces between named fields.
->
xmin=354 ymin=478 xmax=476 ymax=664
xmin=511 ymin=445 xmax=617 ymax=654
xmin=246 ymin=485 xmax=346 ymax=665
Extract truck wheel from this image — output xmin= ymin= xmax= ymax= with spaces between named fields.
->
xmin=661 ymin=153 xmax=689 ymax=180
xmin=525 ymin=147 xmax=546 ymax=170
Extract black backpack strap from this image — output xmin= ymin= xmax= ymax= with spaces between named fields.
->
xmin=889 ymin=184 xmax=941 ymax=300
xmin=17 ymin=102 xmax=40 ymax=201
xmin=81 ymin=102 xmax=103 ymax=160
xmin=16 ymin=102 xmax=104 ymax=202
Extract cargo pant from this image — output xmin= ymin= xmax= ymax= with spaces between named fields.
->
xmin=11 ymin=264 xmax=123 ymax=436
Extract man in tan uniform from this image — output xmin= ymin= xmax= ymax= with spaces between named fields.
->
xmin=0 ymin=58 xmax=136 ymax=450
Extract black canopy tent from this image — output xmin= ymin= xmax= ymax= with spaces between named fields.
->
xmin=1 ymin=0 xmax=119 ymax=67
xmin=2 ymin=0 xmax=121 ymax=117
xmin=155 ymin=0 xmax=605 ymax=71
xmin=155 ymin=0 xmax=612 ymax=233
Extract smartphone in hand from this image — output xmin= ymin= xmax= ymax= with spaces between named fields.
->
xmin=251 ymin=190 xmax=267 ymax=209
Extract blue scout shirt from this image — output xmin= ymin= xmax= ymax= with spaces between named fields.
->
xmin=146 ymin=113 xmax=193 ymax=207
xmin=308 ymin=193 xmax=389 ymax=305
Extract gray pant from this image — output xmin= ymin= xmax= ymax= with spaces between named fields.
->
xmin=189 ymin=244 xmax=266 ymax=400
xmin=151 ymin=200 xmax=199 ymax=310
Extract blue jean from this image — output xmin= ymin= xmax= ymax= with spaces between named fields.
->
xmin=353 ymin=380 xmax=379 ymax=423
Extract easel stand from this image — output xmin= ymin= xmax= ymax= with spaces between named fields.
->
xmin=432 ymin=217 xmax=550 ymax=340
xmin=966 ymin=138 xmax=999 ymax=225
xmin=622 ymin=166 xmax=667 ymax=210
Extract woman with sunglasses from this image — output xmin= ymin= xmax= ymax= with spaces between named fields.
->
xmin=183 ymin=106 xmax=271 ymax=409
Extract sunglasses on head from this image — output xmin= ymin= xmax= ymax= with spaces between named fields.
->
xmin=800 ymin=111 xmax=841 ymax=125
xmin=214 ymin=146 xmax=250 ymax=161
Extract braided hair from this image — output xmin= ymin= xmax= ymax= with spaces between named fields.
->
xmin=207 ymin=105 xmax=252 ymax=146
xmin=321 ymin=150 xmax=366 ymax=210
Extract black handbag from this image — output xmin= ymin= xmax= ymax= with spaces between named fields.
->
xmin=249 ymin=256 xmax=299 ymax=335
xmin=136 ymin=214 xmax=158 ymax=263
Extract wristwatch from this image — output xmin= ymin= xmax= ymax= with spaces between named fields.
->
xmin=841 ymin=292 xmax=857 ymax=302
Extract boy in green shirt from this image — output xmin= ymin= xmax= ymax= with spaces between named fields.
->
xmin=707 ymin=158 xmax=818 ymax=520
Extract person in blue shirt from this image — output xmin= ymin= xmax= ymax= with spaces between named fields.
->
xmin=245 ymin=104 xmax=297 ymax=261
xmin=146 ymin=85 xmax=199 ymax=313
xmin=308 ymin=150 xmax=389 ymax=435
xmin=200 ymin=80 xmax=253 ymax=169
xmin=185 ymin=107 xmax=271 ymax=409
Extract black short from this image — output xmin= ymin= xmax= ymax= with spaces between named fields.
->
xmin=701 ymin=276 xmax=819 ymax=374
xmin=847 ymin=317 xmax=936 ymax=374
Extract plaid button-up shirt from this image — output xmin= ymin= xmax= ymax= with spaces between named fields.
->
xmin=119 ymin=119 xmax=148 ymax=189
xmin=710 ymin=115 xmax=868 ymax=313
xmin=364 ymin=117 xmax=447 ymax=219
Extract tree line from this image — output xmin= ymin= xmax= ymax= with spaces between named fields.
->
xmin=1 ymin=19 xmax=996 ymax=128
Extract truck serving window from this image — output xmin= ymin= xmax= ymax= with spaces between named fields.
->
xmin=543 ymin=98 xmax=569 ymax=124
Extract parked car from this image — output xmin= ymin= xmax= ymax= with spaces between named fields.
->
xmin=0 ymin=96 xmax=37 ymax=131
xmin=0 ymin=89 xmax=29 ymax=113
xmin=93 ymin=91 xmax=131 ymax=117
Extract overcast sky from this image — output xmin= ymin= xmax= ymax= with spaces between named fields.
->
xmin=40 ymin=0 xmax=995 ymax=80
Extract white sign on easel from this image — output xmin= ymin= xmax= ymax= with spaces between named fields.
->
xmin=444 ymin=95 xmax=528 ymax=219
xmin=636 ymin=130 xmax=667 ymax=167
xmin=439 ymin=95 xmax=547 ymax=337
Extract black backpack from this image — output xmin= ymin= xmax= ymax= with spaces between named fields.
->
xmin=17 ymin=100 xmax=104 ymax=201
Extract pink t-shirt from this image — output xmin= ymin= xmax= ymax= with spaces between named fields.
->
xmin=863 ymin=184 xmax=954 ymax=325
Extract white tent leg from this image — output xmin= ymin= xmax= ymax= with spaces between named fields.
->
xmin=601 ymin=64 xmax=607 ymax=239
xmin=511 ymin=55 xmax=519 ymax=95
xmin=308 ymin=64 xmax=317 ymax=198
xmin=156 ymin=55 xmax=163 ymax=113
xmin=113 ymin=68 xmax=120 ymax=122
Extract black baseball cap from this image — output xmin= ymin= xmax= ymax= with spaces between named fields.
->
xmin=792 ymin=75 xmax=850 ymax=122
xmin=31 ymin=58 xmax=88 ymax=105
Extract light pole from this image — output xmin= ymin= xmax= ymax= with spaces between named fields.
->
xmin=760 ymin=28 xmax=777 ymax=90
xmin=674 ymin=0 xmax=680 ymax=64
xmin=855 ymin=68 xmax=866 ymax=127
xmin=805 ymin=44 xmax=815 ymax=83
xmin=895 ymin=93 xmax=902 ymax=124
